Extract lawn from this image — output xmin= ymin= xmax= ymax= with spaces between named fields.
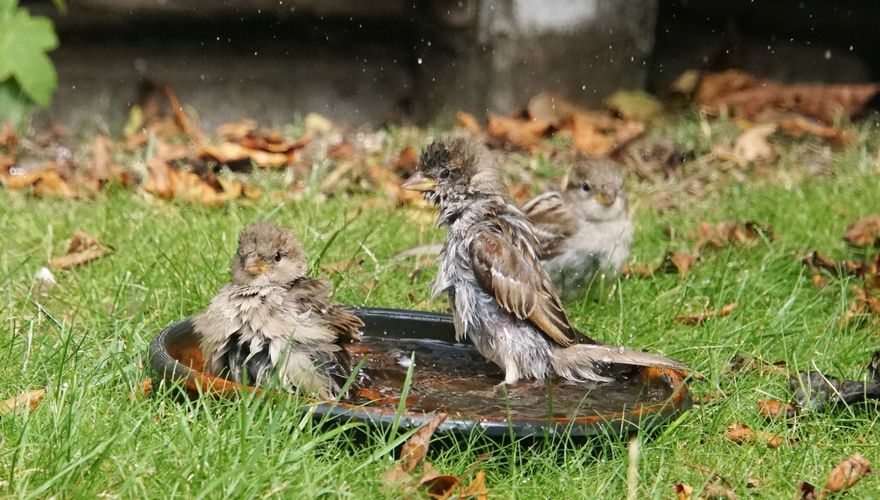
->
xmin=1 ymin=114 xmax=879 ymax=498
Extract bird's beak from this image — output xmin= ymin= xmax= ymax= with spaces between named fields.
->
xmin=244 ymin=256 xmax=268 ymax=276
xmin=401 ymin=172 xmax=437 ymax=192
xmin=594 ymin=190 xmax=616 ymax=207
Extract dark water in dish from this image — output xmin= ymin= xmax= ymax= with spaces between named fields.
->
xmin=347 ymin=336 xmax=673 ymax=420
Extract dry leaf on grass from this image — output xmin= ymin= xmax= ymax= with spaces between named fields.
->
xmin=674 ymin=483 xmax=694 ymax=500
xmin=757 ymin=399 xmax=797 ymax=419
xmin=844 ymin=215 xmax=880 ymax=247
xmin=0 ymin=389 xmax=46 ymax=416
xmin=824 ymin=453 xmax=871 ymax=494
xmin=733 ymin=123 xmax=777 ymax=163
xmin=392 ymin=145 xmax=419 ymax=175
xmin=304 ymin=112 xmax=335 ymax=135
xmin=676 ymin=303 xmax=738 ymax=326
xmin=456 ymin=111 xmax=482 ymax=134
xmin=694 ymin=220 xmax=770 ymax=254
xmin=723 ymin=423 xmax=790 ymax=448
xmin=129 ymin=377 xmax=154 ymax=400
xmin=198 ymin=142 xmax=291 ymax=169
xmin=49 ymin=230 xmax=113 ymax=270
xmin=382 ymin=413 xmax=462 ymax=498
xmin=696 ymin=70 xmax=879 ymax=124
xmin=398 ymin=412 xmax=446 ymax=473
xmin=659 ymin=251 xmax=698 ymax=276
xmin=487 ymin=113 xmax=551 ymax=151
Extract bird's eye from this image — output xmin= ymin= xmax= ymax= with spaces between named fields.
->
xmin=581 ymin=183 xmax=591 ymax=192
xmin=439 ymin=168 xmax=450 ymax=179
xmin=274 ymin=252 xmax=283 ymax=262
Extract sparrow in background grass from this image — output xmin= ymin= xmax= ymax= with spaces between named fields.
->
xmin=194 ymin=222 xmax=363 ymax=399
xmin=523 ymin=157 xmax=632 ymax=301
xmin=402 ymin=138 xmax=685 ymax=385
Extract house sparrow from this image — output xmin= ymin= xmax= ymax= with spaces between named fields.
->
xmin=194 ymin=222 xmax=363 ymax=399
xmin=403 ymin=138 xmax=685 ymax=385
xmin=522 ymin=157 xmax=632 ymax=301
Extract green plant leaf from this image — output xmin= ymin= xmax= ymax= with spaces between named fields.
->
xmin=0 ymin=5 xmax=59 ymax=106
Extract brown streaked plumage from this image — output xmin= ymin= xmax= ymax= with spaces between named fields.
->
xmin=403 ymin=138 xmax=684 ymax=385
xmin=194 ymin=222 xmax=362 ymax=399
xmin=523 ymin=157 xmax=632 ymax=301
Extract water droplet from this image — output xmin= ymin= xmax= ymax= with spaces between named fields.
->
xmin=417 ymin=57 xmax=423 ymax=65
xmin=824 ymin=50 xmax=831 ymax=60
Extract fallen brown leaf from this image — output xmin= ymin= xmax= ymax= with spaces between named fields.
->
xmin=129 ymin=377 xmax=154 ymax=400
xmin=393 ymin=145 xmax=419 ymax=175
xmin=824 ymin=453 xmax=871 ymax=495
xmin=622 ymin=263 xmax=654 ymax=278
xmin=457 ymin=470 xmax=488 ymax=500
xmin=399 ymin=413 xmax=447 ymax=473
xmin=757 ymin=399 xmax=796 ymax=419
xmin=696 ymin=70 xmax=879 ymax=124
xmin=798 ymin=481 xmax=818 ymax=500
xmin=674 ymin=483 xmax=694 ymax=500
xmin=733 ymin=123 xmax=777 ymax=163
xmin=659 ymin=251 xmax=698 ymax=276
xmin=844 ymin=215 xmax=880 ymax=247
xmin=0 ymin=388 xmax=46 ymax=416
xmin=217 ymin=118 xmax=258 ymax=142
xmin=49 ymin=230 xmax=112 ymax=270
xmin=676 ymin=303 xmax=737 ymax=326
xmin=487 ymin=113 xmax=550 ymax=151
xmin=456 ymin=111 xmax=482 ymax=134
xmin=694 ymin=220 xmax=770 ymax=254
xmin=723 ymin=423 xmax=789 ymax=448
xmin=0 ymin=122 xmax=18 ymax=148
xmin=328 ymin=140 xmax=357 ymax=161
xmin=198 ymin=142 xmax=290 ymax=168
xmin=776 ymin=115 xmax=853 ymax=146
xmin=702 ymin=483 xmax=738 ymax=500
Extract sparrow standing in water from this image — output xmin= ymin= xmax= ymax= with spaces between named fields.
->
xmin=403 ymin=138 xmax=684 ymax=385
xmin=194 ymin=222 xmax=363 ymax=399
xmin=523 ymin=157 xmax=632 ymax=301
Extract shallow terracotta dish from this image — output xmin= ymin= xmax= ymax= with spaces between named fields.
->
xmin=149 ymin=307 xmax=691 ymax=439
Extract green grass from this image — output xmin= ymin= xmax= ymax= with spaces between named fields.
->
xmin=1 ymin=119 xmax=880 ymax=498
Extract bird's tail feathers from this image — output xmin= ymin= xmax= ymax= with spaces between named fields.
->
xmin=550 ymin=344 xmax=688 ymax=383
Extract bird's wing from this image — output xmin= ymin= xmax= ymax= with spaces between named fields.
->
xmin=288 ymin=277 xmax=364 ymax=343
xmin=468 ymin=221 xmax=578 ymax=347
xmin=521 ymin=191 xmax=577 ymax=258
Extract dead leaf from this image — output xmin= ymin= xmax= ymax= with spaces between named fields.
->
xmin=198 ymin=142 xmax=290 ymax=168
xmin=693 ymin=391 xmax=730 ymax=405
xmin=696 ymin=70 xmax=879 ymax=124
xmin=733 ymin=123 xmax=777 ymax=163
xmin=392 ymin=145 xmax=419 ymax=175
xmin=606 ymin=90 xmax=663 ymax=122
xmin=457 ymin=470 xmax=488 ymax=500
xmin=400 ymin=413 xmax=447 ymax=473
xmin=88 ymin=134 xmax=114 ymax=182
xmin=527 ymin=92 xmax=578 ymax=127
xmin=703 ymin=483 xmax=738 ymax=499
xmin=129 ymin=377 xmax=153 ymax=400
xmin=567 ymin=112 xmax=644 ymax=157
xmin=622 ymin=263 xmax=654 ymax=278
xmin=824 ymin=453 xmax=871 ymax=495
xmin=0 ymin=389 xmax=46 ymax=416
xmin=798 ymin=481 xmax=818 ymax=500
xmin=659 ymin=251 xmax=698 ymax=276
xmin=723 ymin=423 xmax=789 ymax=448
xmin=49 ymin=230 xmax=112 ymax=270
xmin=162 ymin=86 xmax=207 ymax=144
xmin=419 ymin=463 xmax=459 ymax=499
xmin=217 ymin=118 xmax=258 ymax=142
xmin=328 ymin=139 xmax=357 ymax=161
xmin=487 ymin=114 xmax=550 ymax=151
xmin=676 ymin=303 xmax=737 ymax=326
xmin=694 ymin=220 xmax=770 ymax=253
xmin=674 ymin=483 xmax=694 ymax=500
xmin=671 ymin=70 xmax=702 ymax=95
xmin=33 ymin=168 xmax=78 ymax=198
xmin=456 ymin=111 xmax=482 ymax=134
xmin=844 ymin=215 xmax=880 ymax=247
xmin=776 ymin=115 xmax=853 ymax=146
xmin=757 ymin=400 xmax=796 ymax=419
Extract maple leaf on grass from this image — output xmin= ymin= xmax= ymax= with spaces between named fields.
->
xmin=0 ymin=2 xmax=59 ymax=106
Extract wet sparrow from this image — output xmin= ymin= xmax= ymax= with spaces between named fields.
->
xmin=523 ymin=157 xmax=632 ymax=301
xmin=194 ymin=222 xmax=363 ymax=399
xmin=403 ymin=138 xmax=684 ymax=385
